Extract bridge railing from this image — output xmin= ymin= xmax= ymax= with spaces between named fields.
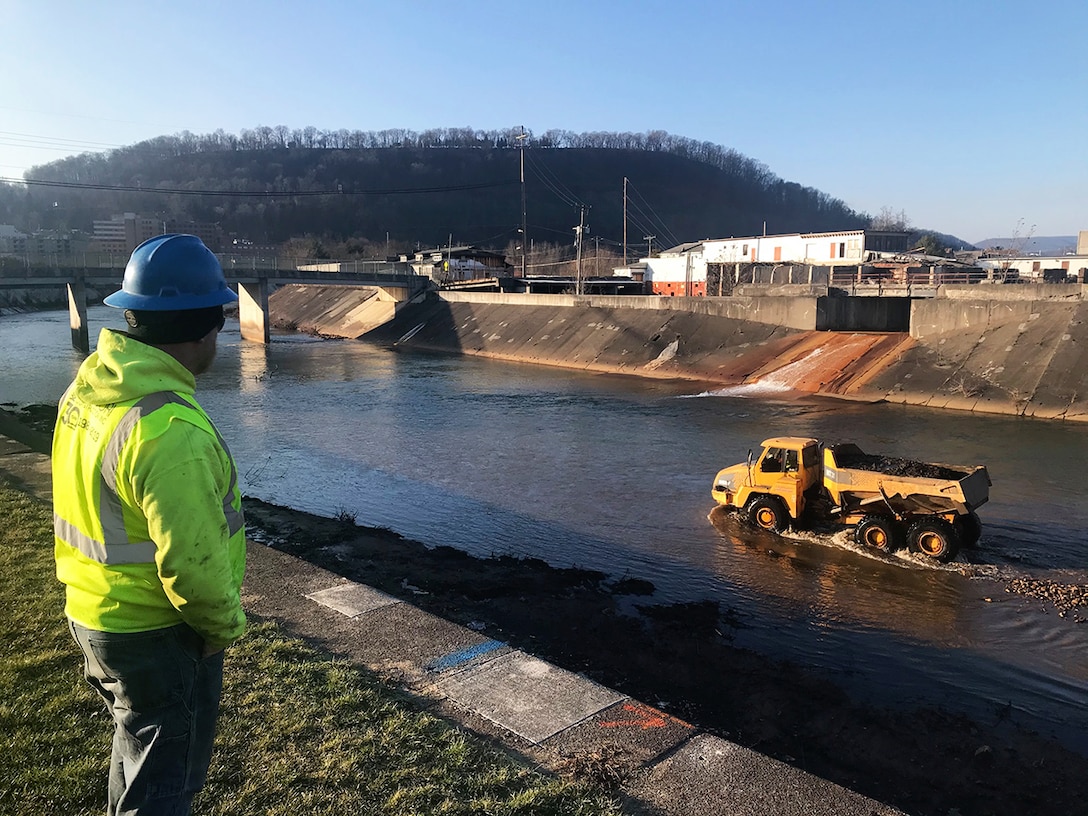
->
xmin=0 ymin=253 xmax=413 ymax=275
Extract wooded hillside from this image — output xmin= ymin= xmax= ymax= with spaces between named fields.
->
xmin=0 ymin=127 xmax=870 ymax=255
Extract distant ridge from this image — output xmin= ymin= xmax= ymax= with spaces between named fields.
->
xmin=974 ymin=235 xmax=1077 ymax=254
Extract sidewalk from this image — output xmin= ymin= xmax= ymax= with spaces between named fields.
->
xmin=1 ymin=431 xmax=903 ymax=816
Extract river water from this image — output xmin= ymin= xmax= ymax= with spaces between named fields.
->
xmin=4 ymin=307 xmax=1087 ymax=753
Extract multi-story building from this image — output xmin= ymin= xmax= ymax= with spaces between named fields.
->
xmin=173 ymin=221 xmax=223 ymax=252
xmin=27 ymin=229 xmax=81 ymax=256
xmin=0 ymin=225 xmax=91 ymax=259
xmin=91 ymin=213 xmax=223 ymax=254
xmin=0 ymin=224 xmax=28 ymax=256
xmin=92 ymin=213 xmax=161 ymax=254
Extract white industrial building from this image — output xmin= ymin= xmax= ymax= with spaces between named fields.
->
xmin=969 ymin=230 xmax=1088 ymax=283
xmin=977 ymin=254 xmax=1088 ymax=282
xmin=617 ymin=229 xmax=912 ymax=296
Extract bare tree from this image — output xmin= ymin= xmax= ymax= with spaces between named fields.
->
xmin=870 ymin=207 xmax=911 ymax=231
xmin=996 ymin=218 xmax=1037 ymax=282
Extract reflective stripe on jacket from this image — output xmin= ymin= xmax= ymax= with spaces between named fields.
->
xmin=52 ymin=329 xmax=246 ymax=652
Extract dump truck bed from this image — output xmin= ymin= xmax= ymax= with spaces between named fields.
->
xmin=823 ymin=443 xmax=990 ymax=514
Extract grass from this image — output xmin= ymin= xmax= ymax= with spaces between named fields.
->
xmin=0 ymin=481 xmax=624 ymax=816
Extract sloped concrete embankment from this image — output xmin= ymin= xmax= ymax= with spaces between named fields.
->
xmin=273 ymin=288 xmax=912 ymax=399
xmin=267 ymin=284 xmax=404 ymax=338
xmin=857 ymin=286 xmax=1088 ymax=420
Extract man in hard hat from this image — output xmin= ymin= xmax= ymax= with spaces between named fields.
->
xmin=52 ymin=234 xmax=246 ymax=815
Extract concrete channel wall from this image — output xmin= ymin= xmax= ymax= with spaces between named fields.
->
xmin=267 ymin=283 xmax=1088 ymax=421
xmin=880 ymin=285 xmax=1088 ymax=419
xmin=436 ymin=291 xmax=824 ymax=331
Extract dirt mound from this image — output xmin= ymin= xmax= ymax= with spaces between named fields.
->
xmin=831 ymin=446 xmax=966 ymax=480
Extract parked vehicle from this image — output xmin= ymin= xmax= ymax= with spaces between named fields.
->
xmin=710 ymin=437 xmax=991 ymax=562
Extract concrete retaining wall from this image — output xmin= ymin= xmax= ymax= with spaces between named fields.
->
xmin=938 ymin=283 xmax=1088 ymax=302
xmin=439 ymin=292 xmax=821 ymax=331
xmin=864 ymin=293 xmax=1088 ymax=419
xmin=280 ymin=288 xmax=910 ymax=399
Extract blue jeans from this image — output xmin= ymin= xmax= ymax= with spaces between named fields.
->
xmin=69 ymin=621 xmax=224 ymax=816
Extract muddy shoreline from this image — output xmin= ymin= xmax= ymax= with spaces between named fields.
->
xmin=243 ymin=496 xmax=1087 ymax=816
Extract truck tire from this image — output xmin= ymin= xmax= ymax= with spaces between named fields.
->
xmin=854 ymin=515 xmax=900 ymax=553
xmin=957 ymin=512 xmax=982 ymax=548
xmin=747 ymin=495 xmax=789 ymax=533
xmin=907 ymin=518 xmax=960 ymax=562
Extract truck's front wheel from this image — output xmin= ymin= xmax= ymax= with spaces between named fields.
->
xmin=907 ymin=518 xmax=960 ymax=562
xmin=854 ymin=515 xmax=900 ymax=553
xmin=747 ymin=495 xmax=789 ymax=533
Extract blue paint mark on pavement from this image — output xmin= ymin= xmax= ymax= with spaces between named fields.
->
xmin=426 ymin=639 xmax=506 ymax=672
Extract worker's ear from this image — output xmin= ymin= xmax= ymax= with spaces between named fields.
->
xmin=195 ymin=325 xmax=219 ymax=345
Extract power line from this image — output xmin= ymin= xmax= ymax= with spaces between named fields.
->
xmin=624 ymin=211 xmax=658 ymax=242
xmin=524 ymin=150 xmax=585 ymax=209
xmin=627 ymin=197 xmax=675 ymax=241
xmin=525 ymin=163 xmax=581 ymax=209
xmin=0 ymin=176 xmax=517 ymax=198
xmin=625 ymin=179 xmax=679 ymax=248
xmin=0 ymin=131 xmax=125 ymax=150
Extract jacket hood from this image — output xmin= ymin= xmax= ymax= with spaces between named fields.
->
xmin=73 ymin=328 xmax=197 ymax=406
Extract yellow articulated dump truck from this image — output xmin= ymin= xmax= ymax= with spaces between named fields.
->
xmin=710 ymin=437 xmax=991 ymax=562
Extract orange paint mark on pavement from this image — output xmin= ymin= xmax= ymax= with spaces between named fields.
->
xmin=599 ymin=702 xmax=688 ymax=730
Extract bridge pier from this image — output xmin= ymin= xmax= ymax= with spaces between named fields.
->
xmin=3 ymin=263 xmax=425 ymax=351
xmin=238 ymin=279 xmax=271 ymax=344
xmin=67 ymin=277 xmax=90 ymax=353
xmin=60 ymin=276 xmax=273 ymax=351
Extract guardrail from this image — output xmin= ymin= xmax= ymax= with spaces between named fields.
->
xmin=828 ymin=267 xmax=991 ymax=288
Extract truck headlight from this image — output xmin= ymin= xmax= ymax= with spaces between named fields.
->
xmin=714 ymin=476 xmax=733 ymax=492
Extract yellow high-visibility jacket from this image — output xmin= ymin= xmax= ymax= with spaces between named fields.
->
xmin=52 ymin=328 xmax=246 ymax=653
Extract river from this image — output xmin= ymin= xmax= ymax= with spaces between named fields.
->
xmin=3 ymin=307 xmax=1087 ymax=754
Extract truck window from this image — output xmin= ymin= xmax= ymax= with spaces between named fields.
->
xmin=802 ymin=445 xmax=819 ymax=468
xmin=784 ymin=449 xmax=799 ymax=472
xmin=761 ymin=448 xmax=784 ymax=472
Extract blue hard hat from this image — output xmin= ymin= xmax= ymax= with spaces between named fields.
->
xmin=103 ymin=234 xmax=238 ymax=310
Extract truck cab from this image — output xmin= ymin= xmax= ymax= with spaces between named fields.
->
xmin=711 ymin=437 xmax=821 ymax=531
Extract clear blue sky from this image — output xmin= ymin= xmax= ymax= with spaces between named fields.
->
xmin=2 ymin=0 xmax=1084 ymax=244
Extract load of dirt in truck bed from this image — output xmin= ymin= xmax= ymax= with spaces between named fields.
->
xmin=830 ymin=447 xmax=966 ymax=481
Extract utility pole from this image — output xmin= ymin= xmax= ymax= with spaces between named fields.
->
xmin=517 ymin=128 xmax=528 ymax=278
xmin=574 ymin=205 xmax=587 ymax=295
xmin=645 ymin=234 xmax=656 ymax=258
xmin=622 ymin=177 xmax=628 ymax=266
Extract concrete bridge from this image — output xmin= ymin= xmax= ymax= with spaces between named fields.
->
xmin=0 ymin=260 xmax=432 ymax=352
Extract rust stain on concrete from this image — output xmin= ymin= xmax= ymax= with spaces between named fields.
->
xmin=742 ymin=332 xmax=914 ymax=395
